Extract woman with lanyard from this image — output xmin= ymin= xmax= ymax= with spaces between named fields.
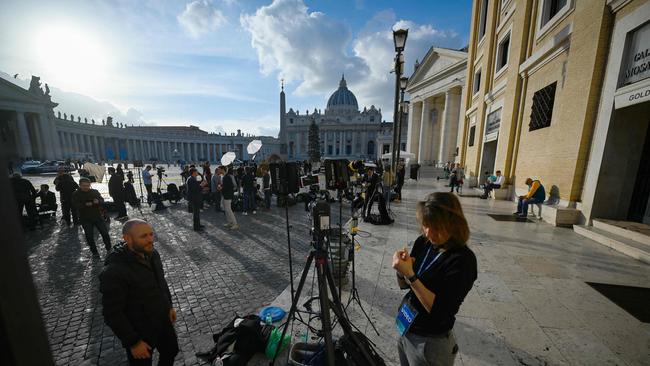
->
xmin=393 ymin=192 xmax=477 ymax=365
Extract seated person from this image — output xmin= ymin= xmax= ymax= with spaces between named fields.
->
xmin=37 ymin=184 xmax=58 ymax=213
xmin=481 ymin=170 xmax=505 ymax=199
xmin=514 ymin=178 xmax=545 ymax=217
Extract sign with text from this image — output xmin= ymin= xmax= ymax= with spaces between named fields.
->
xmin=620 ymin=21 xmax=650 ymax=87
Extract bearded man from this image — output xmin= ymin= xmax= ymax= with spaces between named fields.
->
xmin=99 ymin=219 xmax=178 ymax=365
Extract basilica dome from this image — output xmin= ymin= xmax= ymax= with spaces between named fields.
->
xmin=326 ymin=75 xmax=358 ymax=112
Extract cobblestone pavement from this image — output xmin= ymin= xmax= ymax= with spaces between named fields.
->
xmin=22 ymin=166 xmax=348 ymax=365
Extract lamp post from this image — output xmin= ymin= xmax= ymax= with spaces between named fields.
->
xmin=395 ymin=77 xmax=409 ymax=173
xmin=391 ymin=29 xmax=408 ymax=175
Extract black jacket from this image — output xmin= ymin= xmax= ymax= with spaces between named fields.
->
xmin=11 ymin=176 xmax=36 ymax=203
xmin=109 ymin=174 xmax=125 ymax=200
xmin=72 ymin=189 xmax=104 ymax=222
xmin=242 ymin=172 xmax=255 ymax=191
xmin=186 ymin=175 xmax=202 ymax=204
xmin=54 ymin=174 xmax=79 ymax=202
xmin=221 ymin=174 xmax=236 ymax=200
xmin=37 ymin=190 xmax=57 ymax=208
xmin=99 ymin=243 xmax=173 ymax=349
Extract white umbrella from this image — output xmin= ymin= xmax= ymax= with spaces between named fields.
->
xmin=246 ymin=139 xmax=263 ymax=155
xmin=220 ymin=152 xmax=236 ymax=166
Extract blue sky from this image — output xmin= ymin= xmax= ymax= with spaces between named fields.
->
xmin=0 ymin=0 xmax=472 ymax=136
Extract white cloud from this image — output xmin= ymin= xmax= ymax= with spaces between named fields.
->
xmin=178 ymin=0 xmax=227 ymax=38
xmin=241 ymin=1 xmax=463 ymax=120
xmin=241 ymin=0 xmax=369 ymax=97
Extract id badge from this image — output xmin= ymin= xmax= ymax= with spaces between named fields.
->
xmin=396 ymin=299 xmax=418 ymax=336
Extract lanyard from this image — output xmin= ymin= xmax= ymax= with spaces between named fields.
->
xmin=417 ymin=247 xmax=443 ymax=277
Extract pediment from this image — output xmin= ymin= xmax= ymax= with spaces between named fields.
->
xmin=409 ymin=47 xmax=467 ymax=85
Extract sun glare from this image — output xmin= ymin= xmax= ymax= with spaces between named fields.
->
xmin=33 ymin=25 xmax=109 ymax=94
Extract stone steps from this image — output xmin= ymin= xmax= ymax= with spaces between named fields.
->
xmin=573 ymin=225 xmax=650 ymax=264
xmin=593 ymin=219 xmax=650 ymax=247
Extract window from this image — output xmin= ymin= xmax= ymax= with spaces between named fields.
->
xmin=382 ymin=144 xmax=390 ymax=154
xmin=327 ymin=145 xmax=333 ymax=155
xmin=495 ymin=33 xmax=510 ymax=72
xmin=529 ymin=82 xmax=557 ymax=131
xmin=473 ymin=69 xmax=482 ymax=95
xmin=469 ymin=126 xmax=476 ymax=147
xmin=346 ymin=145 xmax=352 ymax=155
xmin=289 ymin=118 xmax=293 ymax=124
xmin=367 ymin=141 xmax=375 ymax=155
xmin=478 ymin=0 xmax=489 ymax=40
xmin=540 ymin=0 xmax=567 ymax=28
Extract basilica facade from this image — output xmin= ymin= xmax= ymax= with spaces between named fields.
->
xmin=279 ymin=76 xmax=407 ymax=161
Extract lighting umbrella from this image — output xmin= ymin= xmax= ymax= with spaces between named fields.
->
xmin=220 ymin=151 xmax=236 ymax=166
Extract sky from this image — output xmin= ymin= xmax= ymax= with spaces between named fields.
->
xmin=0 ymin=0 xmax=472 ymax=137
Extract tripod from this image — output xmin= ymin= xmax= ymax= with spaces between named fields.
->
xmin=271 ymin=233 xmax=379 ymax=366
xmin=345 ymin=216 xmax=380 ymax=336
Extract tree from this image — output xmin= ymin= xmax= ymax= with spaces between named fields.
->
xmin=308 ymin=118 xmax=321 ymax=162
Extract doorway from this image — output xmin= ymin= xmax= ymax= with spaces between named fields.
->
xmin=628 ymin=119 xmax=650 ymax=223
xmin=479 ymin=139 xmax=498 ymax=185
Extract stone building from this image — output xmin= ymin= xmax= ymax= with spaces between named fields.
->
xmin=460 ymin=0 xmax=619 ymax=226
xmin=279 ymin=76 xmax=407 ymax=161
xmin=405 ymin=47 xmax=467 ymax=165
xmin=0 ymin=76 xmax=281 ymax=163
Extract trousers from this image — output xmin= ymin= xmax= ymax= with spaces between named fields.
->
xmin=125 ymin=325 xmax=179 ymax=366
xmin=81 ymin=218 xmax=111 ymax=252
xmin=222 ymin=198 xmax=237 ymax=225
xmin=398 ymin=331 xmax=458 ymax=366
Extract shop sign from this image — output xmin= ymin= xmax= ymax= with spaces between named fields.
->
xmin=620 ymin=21 xmax=650 ymax=87
xmin=614 ymin=80 xmax=650 ymax=109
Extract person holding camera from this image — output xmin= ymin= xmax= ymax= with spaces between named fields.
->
xmin=73 ymin=177 xmax=112 ymax=256
xmin=392 ymin=192 xmax=477 ymax=366
xmin=36 ymin=184 xmax=58 ymax=213
xmin=141 ymin=166 xmax=153 ymax=205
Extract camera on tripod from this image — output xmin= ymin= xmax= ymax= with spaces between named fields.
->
xmin=156 ymin=166 xmax=166 ymax=178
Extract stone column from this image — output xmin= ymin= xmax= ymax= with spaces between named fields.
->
xmin=16 ymin=112 xmax=33 ymax=158
xmin=406 ymin=101 xmax=422 ymax=158
xmin=418 ymin=98 xmax=430 ymax=164
xmin=439 ymin=91 xmax=453 ymax=164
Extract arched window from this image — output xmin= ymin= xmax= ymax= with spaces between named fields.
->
xmin=367 ymin=140 xmax=375 ymax=156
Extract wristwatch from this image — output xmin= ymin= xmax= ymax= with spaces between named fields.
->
xmin=406 ymin=274 xmax=418 ymax=285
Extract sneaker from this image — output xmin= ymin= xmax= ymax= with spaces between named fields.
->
xmin=223 ymin=222 xmax=232 ymax=227
xmin=513 ymin=212 xmax=521 ymax=215
xmin=230 ymin=224 xmax=240 ymax=230
xmin=242 ymin=212 xmax=248 ymax=216
xmin=252 ymin=210 xmax=257 ymax=215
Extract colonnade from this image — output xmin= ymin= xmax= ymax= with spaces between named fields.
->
xmin=407 ymin=87 xmax=462 ymax=165
xmin=55 ymin=131 xmax=239 ymax=163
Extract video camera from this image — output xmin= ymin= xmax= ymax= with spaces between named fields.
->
xmin=310 ymin=200 xmax=330 ymax=246
xmin=156 ymin=166 xmax=166 ymax=178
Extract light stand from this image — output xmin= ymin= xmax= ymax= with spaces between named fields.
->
xmin=345 ymin=214 xmax=380 ymax=336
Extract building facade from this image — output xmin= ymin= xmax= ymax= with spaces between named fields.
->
xmin=405 ymin=47 xmax=467 ymax=166
xmin=581 ymin=0 xmax=650 ymax=224
xmin=0 ymin=76 xmax=281 ymax=164
xmin=279 ymin=76 xmax=407 ymax=161
xmin=460 ymin=0 xmax=615 ymax=224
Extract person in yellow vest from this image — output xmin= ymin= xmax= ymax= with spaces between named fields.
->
xmin=514 ymin=178 xmax=545 ymax=218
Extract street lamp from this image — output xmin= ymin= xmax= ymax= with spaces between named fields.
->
xmin=395 ymin=77 xmax=409 ymax=167
xmin=391 ymin=28 xmax=408 ymax=175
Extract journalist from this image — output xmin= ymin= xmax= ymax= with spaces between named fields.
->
xmin=392 ymin=192 xmax=477 ymax=366
xmin=141 ymin=165 xmax=153 ymax=205
xmin=72 ymin=177 xmax=112 ymax=256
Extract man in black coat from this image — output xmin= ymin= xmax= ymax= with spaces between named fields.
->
xmin=109 ymin=167 xmax=128 ymax=220
xmin=72 ymin=178 xmax=111 ymax=255
xmin=186 ymin=168 xmax=204 ymax=231
xmin=54 ymin=167 xmax=79 ymax=225
xmin=36 ymin=184 xmax=58 ymax=213
xmin=11 ymin=173 xmax=38 ymax=229
xmin=100 ymin=219 xmax=178 ymax=366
